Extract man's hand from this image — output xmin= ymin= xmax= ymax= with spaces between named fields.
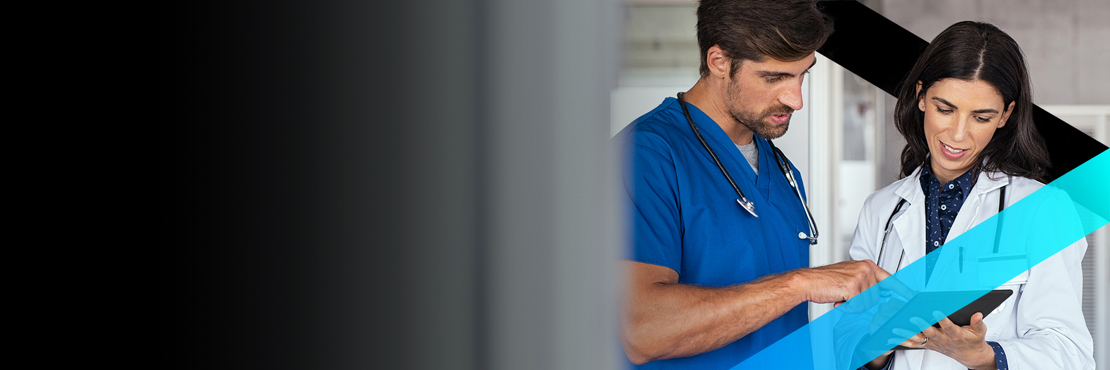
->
xmin=621 ymin=259 xmax=908 ymax=365
xmin=790 ymin=260 xmax=891 ymax=305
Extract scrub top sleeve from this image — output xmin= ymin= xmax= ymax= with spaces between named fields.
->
xmin=624 ymin=132 xmax=683 ymax=273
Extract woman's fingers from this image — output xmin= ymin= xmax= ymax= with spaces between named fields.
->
xmin=908 ymin=316 xmax=933 ymax=332
xmin=889 ymin=328 xmax=929 ymax=348
xmin=968 ymin=312 xmax=987 ymax=334
xmin=932 ymin=311 xmax=961 ymax=333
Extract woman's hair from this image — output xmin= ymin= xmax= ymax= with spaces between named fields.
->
xmin=893 ymin=21 xmax=1049 ymax=181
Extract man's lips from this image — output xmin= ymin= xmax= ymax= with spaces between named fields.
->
xmin=768 ymin=113 xmax=791 ymax=125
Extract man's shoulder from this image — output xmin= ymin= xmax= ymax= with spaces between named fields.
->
xmin=614 ymin=97 xmax=693 ymax=154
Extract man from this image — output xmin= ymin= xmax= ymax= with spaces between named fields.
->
xmin=617 ymin=0 xmax=891 ymax=367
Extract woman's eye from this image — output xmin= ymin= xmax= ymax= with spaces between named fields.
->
xmin=975 ymin=116 xmax=992 ymax=123
xmin=936 ymin=107 xmax=953 ymax=114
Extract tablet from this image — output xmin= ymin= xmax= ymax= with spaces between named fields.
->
xmin=862 ymin=289 xmax=1013 ymax=351
xmin=942 ymin=289 xmax=1013 ymax=326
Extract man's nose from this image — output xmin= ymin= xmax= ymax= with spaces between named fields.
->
xmin=781 ymin=83 xmax=803 ymax=111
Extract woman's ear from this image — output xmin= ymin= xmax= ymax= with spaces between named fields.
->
xmin=916 ymin=81 xmax=925 ymax=112
xmin=998 ymin=101 xmax=1016 ymax=129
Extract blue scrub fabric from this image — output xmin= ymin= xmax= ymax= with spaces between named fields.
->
xmin=618 ymin=97 xmax=813 ymax=369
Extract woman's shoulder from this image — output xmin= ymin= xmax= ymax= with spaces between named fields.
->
xmin=874 ymin=168 xmax=923 ymax=198
xmin=998 ymin=174 xmax=1046 ymax=198
xmin=862 ymin=174 xmax=916 ymax=211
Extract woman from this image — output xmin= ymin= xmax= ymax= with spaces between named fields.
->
xmin=849 ymin=21 xmax=1094 ymax=370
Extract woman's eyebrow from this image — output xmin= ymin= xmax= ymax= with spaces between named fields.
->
xmin=931 ymin=97 xmax=999 ymax=114
xmin=931 ymin=96 xmax=957 ymax=108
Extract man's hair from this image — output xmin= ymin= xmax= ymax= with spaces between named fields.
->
xmin=696 ymin=0 xmax=832 ymax=77
xmin=893 ymin=21 xmax=1050 ymax=182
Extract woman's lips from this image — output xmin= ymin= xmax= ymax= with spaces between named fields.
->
xmin=941 ymin=141 xmax=967 ymax=160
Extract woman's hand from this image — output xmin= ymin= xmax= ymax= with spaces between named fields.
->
xmin=861 ymin=296 xmax=911 ymax=369
xmin=892 ymin=311 xmax=997 ymax=369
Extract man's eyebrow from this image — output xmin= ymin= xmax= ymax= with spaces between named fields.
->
xmin=756 ymin=58 xmax=819 ymax=78
xmin=756 ymin=70 xmax=795 ymax=77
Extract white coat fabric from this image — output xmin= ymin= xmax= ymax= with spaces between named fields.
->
xmin=848 ymin=166 xmax=1095 ymax=370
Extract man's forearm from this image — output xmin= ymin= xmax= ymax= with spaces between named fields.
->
xmin=622 ymin=259 xmax=888 ymax=365
xmin=622 ymin=271 xmax=806 ymax=364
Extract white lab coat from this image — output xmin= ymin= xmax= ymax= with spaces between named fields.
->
xmin=848 ymin=166 xmax=1094 ymax=370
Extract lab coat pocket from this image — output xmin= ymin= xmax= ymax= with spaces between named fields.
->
xmin=988 ymin=270 xmax=1028 ymax=317
xmin=984 ymin=272 xmax=1027 ymax=341
xmin=975 ymin=253 xmax=1029 ymax=289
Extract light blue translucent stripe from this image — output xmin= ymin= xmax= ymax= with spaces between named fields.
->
xmin=731 ymin=149 xmax=1109 ymax=370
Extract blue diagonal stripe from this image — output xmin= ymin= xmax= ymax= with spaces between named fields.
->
xmin=730 ymin=150 xmax=1110 ymax=370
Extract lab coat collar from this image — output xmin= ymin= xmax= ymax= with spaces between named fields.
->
xmin=970 ymin=166 xmax=1011 ymax=196
xmin=888 ymin=166 xmax=926 ymax=288
xmin=893 ymin=166 xmax=925 ymax=205
xmin=893 ymin=161 xmax=1011 ymax=203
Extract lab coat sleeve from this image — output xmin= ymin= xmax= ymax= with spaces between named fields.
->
xmin=992 ymin=241 xmax=1094 ymax=370
xmin=848 ymin=192 xmax=881 ymax=263
xmin=991 ymin=189 xmax=1095 ymax=370
xmin=843 ymin=193 xmax=901 ymax=369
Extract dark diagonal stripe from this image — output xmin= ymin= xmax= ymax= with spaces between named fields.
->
xmin=816 ymin=1 xmax=1108 ymax=181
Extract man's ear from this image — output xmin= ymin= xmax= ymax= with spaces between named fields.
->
xmin=998 ymin=101 xmax=1016 ymax=129
xmin=916 ymin=81 xmax=925 ymax=112
xmin=706 ymin=45 xmax=732 ymax=79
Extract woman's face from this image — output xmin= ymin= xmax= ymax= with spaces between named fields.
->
xmin=918 ymin=78 xmax=1015 ymax=183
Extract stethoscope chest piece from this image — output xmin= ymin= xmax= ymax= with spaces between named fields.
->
xmin=677 ymin=91 xmax=817 ymax=244
xmin=737 ymin=199 xmax=758 ymax=217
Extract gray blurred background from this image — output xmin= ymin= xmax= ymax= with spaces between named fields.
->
xmin=163 ymin=0 xmax=1107 ymax=369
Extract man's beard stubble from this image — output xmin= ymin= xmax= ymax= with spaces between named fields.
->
xmin=726 ymin=80 xmax=794 ymax=140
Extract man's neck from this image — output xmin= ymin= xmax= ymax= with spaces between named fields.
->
xmin=683 ymin=78 xmax=754 ymax=145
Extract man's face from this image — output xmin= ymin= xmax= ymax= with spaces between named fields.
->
xmin=724 ymin=53 xmax=816 ymax=140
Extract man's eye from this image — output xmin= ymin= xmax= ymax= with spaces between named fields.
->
xmin=766 ymin=76 xmax=783 ymax=83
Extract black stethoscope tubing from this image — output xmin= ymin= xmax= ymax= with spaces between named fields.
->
xmin=677 ymin=92 xmax=820 ymax=245
xmin=877 ymin=182 xmax=1007 ymax=272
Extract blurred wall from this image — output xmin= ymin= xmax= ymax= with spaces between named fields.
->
xmin=878 ymin=0 xmax=1110 ymax=105
xmin=162 ymin=0 xmax=623 ymax=369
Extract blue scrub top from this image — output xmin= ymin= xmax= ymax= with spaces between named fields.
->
xmin=618 ymin=97 xmax=812 ymax=369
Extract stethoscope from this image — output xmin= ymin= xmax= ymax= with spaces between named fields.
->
xmin=677 ymin=92 xmax=820 ymax=245
xmin=876 ymin=179 xmax=1007 ymax=273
